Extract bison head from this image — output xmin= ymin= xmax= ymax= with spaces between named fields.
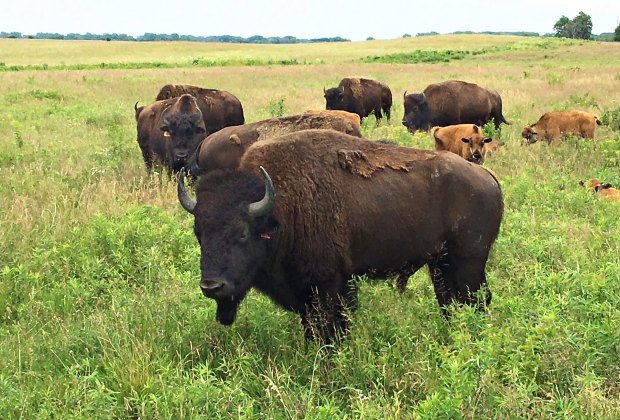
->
xmin=324 ymin=86 xmax=346 ymax=111
xmin=521 ymin=126 xmax=538 ymax=144
xmin=461 ymin=126 xmax=493 ymax=164
xmin=161 ymin=94 xmax=207 ymax=169
xmin=402 ymin=92 xmax=431 ymax=132
xmin=178 ymin=167 xmax=279 ymax=325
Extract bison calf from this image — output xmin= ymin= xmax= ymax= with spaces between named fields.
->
xmin=431 ymin=124 xmax=493 ymax=164
xmin=579 ymin=179 xmax=620 ymax=202
xmin=522 ymin=111 xmax=601 ymax=147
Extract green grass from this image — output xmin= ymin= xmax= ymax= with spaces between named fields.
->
xmin=0 ymin=35 xmax=619 ymax=418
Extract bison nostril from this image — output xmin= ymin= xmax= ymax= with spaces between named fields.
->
xmin=200 ymin=279 xmax=225 ymax=291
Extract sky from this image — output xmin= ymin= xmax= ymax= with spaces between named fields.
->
xmin=3 ymin=1 xmax=619 ymax=41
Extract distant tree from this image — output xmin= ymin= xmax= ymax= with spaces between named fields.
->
xmin=614 ymin=23 xmax=620 ymax=41
xmin=366 ymin=36 xmax=375 ymax=41
xmin=553 ymin=15 xmax=570 ymax=37
xmin=553 ymin=12 xmax=592 ymax=39
xmin=402 ymin=33 xmax=411 ymax=38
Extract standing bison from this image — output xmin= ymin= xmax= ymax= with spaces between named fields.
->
xmin=188 ymin=111 xmax=362 ymax=176
xmin=135 ymin=94 xmax=206 ymax=173
xmin=324 ymin=78 xmax=392 ymax=122
xmin=135 ymin=85 xmax=245 ymax=173
xmin=155 ymin=84 xmax=245 ymax=136
xmin=177 ymin=129 xmax=503 ymax=341
xmin=402 ymin=80 xmax=509 ymax=132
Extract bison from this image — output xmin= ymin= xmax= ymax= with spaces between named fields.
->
xmin=187 ymin=111 xmax=362 ymax=176
xmin=579 ymin=179 xmax=620 ymax=202
xmin=135 ymin=94 xmax=206 ymax=173
xmin=177 ymin=129 xmax=503 ymax=341
xmin=324 ymin=78 xmax=392 ymax=122
xmin=402 ymin=80 xmax=509 ymax=132
xmin=431 ymin=124 xmax=493 ymax=164
xmin=155 ymin=84 xmax=245 ymax=136
xmin=522 ymin=111 xmax=601 ymax=147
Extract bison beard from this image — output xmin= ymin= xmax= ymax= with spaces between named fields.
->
xmin=178 ymin=130 xmax=503 ymax=342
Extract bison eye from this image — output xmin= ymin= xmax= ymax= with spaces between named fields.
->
xmin=238 ymin=232 xmax=249 ymax=244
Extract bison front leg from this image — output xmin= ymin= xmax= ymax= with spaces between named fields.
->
xmin=300 ymin=281 xmax=357 ymax=343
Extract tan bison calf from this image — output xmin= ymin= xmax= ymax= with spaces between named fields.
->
xmin=522 ymin=111 xmax=601 ymax=147
xmin=579 ymin=179 xmax=620 ymax=202
xmin=431 ymin=124 xmax=493 ymax=164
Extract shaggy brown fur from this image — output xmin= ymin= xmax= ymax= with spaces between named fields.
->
xmin=304 ymin=109 xmax=362 ymax=129
xmin=189 ymin=113 xmax=363 ymax=175
xmin=522 ymin=111 xmax=601 ymax=146
xmin=324 ymin=78 xmax=393 ymax=122
xmin=182 ymin=129 xmax=503 ymax=341
xmin=431 ymin=124 xmax=493 ymax=164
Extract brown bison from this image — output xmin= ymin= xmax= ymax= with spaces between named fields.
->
xmin=155 ymin=84 xmax=245 ymax=136
xmin=187 ymin=111 xmax=362 ymax=176
xmin=135 ymin=94 xmax=206 ymax=173
xmin=522 ymin=111 xmax=601 ymax=146
xmin=431 ymin=124 xmax=493 ymax=164
xmin=579 ymin=179 xmax=620 ymax=202
xmin=177 ymin=129 xmax=503 ymax=341
xmin=402 ymin=80 xmax=509 ymax=132
xmin=324 ymin=78 xmax=393 ymax=122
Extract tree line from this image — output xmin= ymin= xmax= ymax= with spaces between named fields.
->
xmin=0 ymin=32 xmax=350 ymax=44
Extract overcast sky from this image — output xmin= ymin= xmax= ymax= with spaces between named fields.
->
xmin=4 ymin=1 xmax=619 ymax=41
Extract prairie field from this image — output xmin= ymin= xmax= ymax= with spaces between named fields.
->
xmin=0 ymin=36 xmax=619 ymax=418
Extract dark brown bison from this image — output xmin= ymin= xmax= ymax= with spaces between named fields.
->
xmin=431 ymin=124 xmax=493 ymax=165
xmin=135 ymin=94 xmax=206 ymax=173
xmin=324 ymin=78 xmax=392 ymax=122
xmin=402 ymin=80 xmax=509 ymax=132
xmin=187 ymin=111 xmax=362 ymax=176
xmin=522 ymin=111 xmax=601 ymax=146
xmin=155 ymin=84 xmax=245 ymax=136
xmin=177 ymin=129 xmax=503 ymax=341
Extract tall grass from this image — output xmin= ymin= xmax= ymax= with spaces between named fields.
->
xmin=0 ymin=35 xmax=619 ymax=418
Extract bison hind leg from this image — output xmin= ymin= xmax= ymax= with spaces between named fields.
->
xmin=426 ymin=252 xmax=460 ymax=318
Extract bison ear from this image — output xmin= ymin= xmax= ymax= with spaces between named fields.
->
xmin=579 ymin=180 xmax=586 ymax=187
xmin=229 ymin=134 xmax=242 ymax=145
xmin=594 ymin=185 xmax=602 ymax=193
xmin=483 ymin=137 xmax=493 ymax=143
xmin=473 ymin=125 xmax=479 ymax=133
xmin=602 ymin=183 xmax=613 ymax=189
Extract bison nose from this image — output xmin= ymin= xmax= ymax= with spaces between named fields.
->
xmin=200 ymin=278 xmax=231 ymax=298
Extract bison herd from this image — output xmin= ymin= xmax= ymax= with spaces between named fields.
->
xmin=134 ymin=78 xmax=608 ymax=342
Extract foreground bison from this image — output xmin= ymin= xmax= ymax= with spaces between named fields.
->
xmin=188 ymin=111 xmax=362 ymax=176
xmin=155 ymin=84 xmax=245 ymax=136
xmin=324 ymin=78 xmax=392 ymax=122
xmin=432 ymin=124 xmax=493 ymax=164
xmin=522 ymin=111 xmax=601 ymax=146
xmin=178 ymin=129 xmax=503 ymax=341
xmin=402 ymin=80 xmax=509 ymax=132
xmin=136 ymin=94 xmax=206 ymax=172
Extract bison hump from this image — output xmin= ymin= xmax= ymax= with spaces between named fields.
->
xmin=337 ymin=146 xmax=415 ymax=178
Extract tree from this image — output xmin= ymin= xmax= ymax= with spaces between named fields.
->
xmin=553 ymin=15 xmax=570 ymax=37
xmin=553 ymin=12 xmax=592 ymax=40
xmin=614 ymin=23 xmax=620 ymax=41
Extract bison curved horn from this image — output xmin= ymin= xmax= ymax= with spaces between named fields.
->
xmin=323 ymin=87 xmax=326 ymax=94
xmin=134 ymin=101 xmax=140 ymax=111
xmin=177 ymin=168 xmax=197 ymax=214
xmin=248 ymin=166 xmax=276 ymax=218
xmin=420 ymin=93 xmax=427 ymax=104
xmin=339 ymin=86 xmax=345 ymax=94
xmin=403 ymin=90 xmax=407 ymax=100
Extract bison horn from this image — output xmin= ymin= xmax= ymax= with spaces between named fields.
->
xmin=339 ymin=86 xmax=345 ymax=94
xmin=323 ymin=87 xmax=326 ymax=94
xmin=177 ymin=168 xmax=197 ymax=214
xmin=248 ymin=166 xmax=276 ymax=218
xmin=403 ymin=90 xmax=407 ymax=99
xmin=134 ymin=101 xmax=140 ymax=111
xmin=420 ymin=93 xmax=427 ymax=104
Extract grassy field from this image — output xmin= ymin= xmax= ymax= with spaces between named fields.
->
xmin=1 ymin=35 xmax=619 ymax=418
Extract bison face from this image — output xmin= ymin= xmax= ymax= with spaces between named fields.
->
xmin=402 ymin=93 xmax=430 ymax=132
xmin=461 ymin=136 xmax=492 ymax=164
xmin=178 ymin=168 xmax=278 ymax=326
xmin=324 ymin=86 xmax=346 ymax=110
xmin=521 ymin=126 xmax=538 ymax=144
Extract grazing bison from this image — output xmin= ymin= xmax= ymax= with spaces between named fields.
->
xmin=579 ymin=179 xmax=620 ymax=202
xmin=135 ymin=94 xmax=206 ymax=173
xmin=432 ymin=124 xmax=493 ymax=164
xmin=324 ymin=78 xmax=392 ymax=122
xmin=155 ymin=84 xmax=245 ymax=136
xmin=402 ymin=80 xmax=509 ymax=132
xmin=188 ymin=111 xmax=362 ymax=176
xmin=177 ymin=129 xmax=503 ymax=341
xmin=522 ymin=111 xmax=601 ymax=147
